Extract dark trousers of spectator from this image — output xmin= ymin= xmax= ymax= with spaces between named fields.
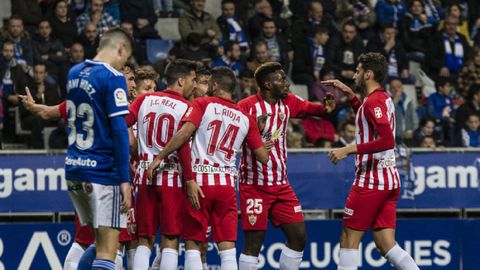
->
xmin=21 ymin=115 xmax=44 ymax=149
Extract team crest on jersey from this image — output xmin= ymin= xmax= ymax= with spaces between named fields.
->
xmin=374 ymin=107 xmax=383 ymax=118
xmin=249 ymin=215 xmax=257 ymax=225
xmin=114 ymin=88 xmax=128 ymax=107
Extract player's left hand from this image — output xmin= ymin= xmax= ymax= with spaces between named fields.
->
xmin=264 ymin=139 xmax=274 ymax=152
xmin=323 ymin=93 xmax=336 ymax=113
xmin=147 ymin=158 xmax=161 ymax=181
xmin=328 ymin=147 xmax=349 ymax=164
xmin=257 ymin=113 xmax=271 ymax=132
xmin=120 ymin=182 xmax=131 ymax=214
xmin=186 ymin=180 xmax=204 ymax=210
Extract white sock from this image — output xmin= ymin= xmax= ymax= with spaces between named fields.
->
xmin=279 ymin=246 xmax=303 ymax=270
xmin=151 ymin=249 xmax=162 ymax=270
xmin=159 ymin=248 xmax=178 ymax=270
xmin=219 ymin=248 xmax=237 ymax=270
xmin=133 ymin=245 xmax=151 ymax=270
xmin=202 ymin=262 xmax=208 ymax=270
xmin=239 ymin=253 xmax=258 ymax=270
xmin=337 ymin=248 xmax=359 ymax=270
xmin=63 ymin=242 xmax=85 ymax=270
xmin=385 ymin=244 xmax=420 ymax=270
xmin=115 ymin=250 xmax=124 ymax=270
xmin=185 ymin=250 xmax=202 ymax=270
xmin=127 ymin=248 xmax=136 ymax=270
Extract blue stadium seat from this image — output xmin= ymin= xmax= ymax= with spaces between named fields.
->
xmin=146 ymin=39 xmax=174 ymax=64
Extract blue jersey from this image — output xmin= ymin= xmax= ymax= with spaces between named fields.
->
xmin=65 ymin=60 xmax=129 ymax=185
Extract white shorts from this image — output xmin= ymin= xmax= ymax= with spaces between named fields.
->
xmin=67 ymin=180 xmax=127 ymax=229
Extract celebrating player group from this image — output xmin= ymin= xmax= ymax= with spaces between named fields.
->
xmin=19 ymin=27 xmax=419 ymax=270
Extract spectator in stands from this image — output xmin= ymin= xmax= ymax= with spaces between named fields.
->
xmin=327 ymin=20 xmax=363 ymax=87
xmin=246 ymin=40 xmax=271 ymax=73
xmin=58 ymin=42 xmax=85 ymax=97
xmin=457 ymin=48 xmax=480 ymax=98
xmin=120 ymin=21 xmax=146 ymax=65
xmin=366 ymin=23 xmax=413 ymax=84
xmin=310 ymin=68 xmax=347 ymax=104
xmin=460 ymin=114 xmax=480 ymax=147
xmin=49 ymin=0 xmax=78 ymax=50
xmin=177 ymin=33 xmax=211 ymax=67
xmin=423 ymin=0 xmax=441 ymax=25
xmin=153 ymin=0 xmax=174 ymax=17
xmin=335 ymin=0 xmax=376 ymax=41
xmin=212 ymin=41 xmax=244 ymax=76
xmin=428 ymin=77 xmax=455 ymax=121
xmin=217 ymin=0 xmax=249 ymax=53
xmin=76 ymin=0 xmax=119 ymax=35
xmin=77 ymin=22 xmax=100 ymax=59
xmin=389 ymin=79 xmax=418 ymax=141
xmin=119 ymin=0 xmax=159 ymax=39
xmin=179 ymin=0 xmax=222 ymax=48
xmin=237 ymin=68 xmax=256 ymax=100
xmin=455 ymin=84 xmax=480 ymax=130
xmin=333 ymin=120 xmax=356 ymax=147
xmin=19 ymin=63 xmax=61 ymax=149
xmin=254 ymin=18 xmax=292 ymax=72
xmin=291 ymin=0 xmax=336 ymax=47
xmin=33 ymin=20 xmax=66 ymax=84
xmin=11 ymin=0 xmax=43 ymax=35
xmin=248 ymin=0 xmax=289 ymax=40
xmin=426 ymin=15 xmax=472 ymax=80
xmin=420 ymin=135 xmax=436 ymax=148
xmin=438 ymin=4 xmax=472 ymax=45
xmin=375 ymin=0 xmax=405 ymax=28
xmin=0 ymin=40 xmax=27 ymax=106
xmin=400 ymin=0 xmax=435 ymax=63
xmin=2 ymin=15 xmax=34 ymax=75
xmin=302 ymin=116 xmax=336 ymax=147
xmin=287 ymin=119 xmax=305 ymax=148
xmin=414 ymin=117 xmax=436 ymax=146
xmin=292 ymin=26 xmax=330 ymax=93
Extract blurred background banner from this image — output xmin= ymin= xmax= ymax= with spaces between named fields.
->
xmin=1 ymin=151 xmax=480 ymax=212
xmin=0 ymin=220 xmax=477 ymax=270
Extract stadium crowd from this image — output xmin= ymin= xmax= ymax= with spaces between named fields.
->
xmin=1 ymin=0 xmax=480 ymax=150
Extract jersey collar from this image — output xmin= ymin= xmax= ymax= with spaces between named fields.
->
xmin=163 ymin=89 xmax=185 ymax=99
xmin=367 ymin=87 xmax=385 ymax=96
xmin=216 ymin=96 xmax=236 ymax=104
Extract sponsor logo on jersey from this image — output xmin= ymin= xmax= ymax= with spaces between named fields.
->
xmin=294 ymin=205 xmax=302 ymax=213
xmin=344 ymin=207 xmax=354 ymax=216
xmin=374 ymin=107 xmax=382 ymax=118
xmin=114 ymin=88 xmax=128 ymax=107
xmin=249 ymin=215 xmax=257 ymax=225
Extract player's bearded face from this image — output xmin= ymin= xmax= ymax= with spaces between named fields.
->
xmin=353 ymin=65 xmax=366 ymax=92
xmin=270 ymin=70 xmax=289 ymax=99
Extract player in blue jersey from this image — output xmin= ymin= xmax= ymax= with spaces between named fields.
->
xmin=65 ymin=28 xmax=133 ymax=270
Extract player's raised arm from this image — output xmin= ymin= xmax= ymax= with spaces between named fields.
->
xmin=19 ymin=87 xmax=63 ymax=120
xmin=322 ymin=79 xmax=362 ymax=113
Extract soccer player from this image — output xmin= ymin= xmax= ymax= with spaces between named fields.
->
xmin=323 ymin=52 xmax=419 ymax=270
xmin=147 ymin=67 xmax=269 ymax=270
xmin=127 ymin=59 xmax=197 ymax=270
xmin=237 ymin=62 xmax=335 ymax=270
xmin=65 ymin=28 xmax=133 ymax=270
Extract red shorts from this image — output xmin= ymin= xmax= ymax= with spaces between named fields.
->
xmin=74 ymin=213 xmax=134 ymax=245
xmin=136 ymin=185 xmax=184 ymax=237
xmin=182 ymin=185 xmax=237 ymax=242
xmin=240 ymin=184 xmax=304 ymax=231
xmin=343 ymin=186 xmax=400 ymax=231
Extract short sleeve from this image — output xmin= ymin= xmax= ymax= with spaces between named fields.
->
xmin=364 ymin=97 xmax=390 ymax=127
xmin=126 ymin=93 xmax=148 ymax=126
xmin=59 ymin=101 xmax=67 ymax=121
xmin=105 ymin=75 xmax=129 ymax=118
xmin=245 ymin=115 xmax=264 ymax=150
xmin=182 ymin=98 xmax=206 ymax=128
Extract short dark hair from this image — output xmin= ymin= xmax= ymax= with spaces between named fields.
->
xmin=98 ymin=28 xmax=133 ymax=52
xmin=343 ymin=20 xmax=357 ymax=31
xmin=239 ymin=68 xmax=254 ymax=79
xmin=135 ymin=67 xmax=157 ymax=84
xmin=211 ymin=67 xmax=236 ymax=93
xmin=468 ymin=84 xmax=480 ymax=99
xmin=224 ymin=41 xmax=239 ymax=53
xmin=339 ymin=120 xmax=355 ymax=132
xmin=435 ymin=76 xmax=451 ymax=91
xmin=2 ymin=40 xmax=15 ymax=48
xmin=9 ymin=14 xmax=23 ymax=24
xmin=164 ymin=59 xmax=197 ymax=86
xmin=122 ymin=62 xmax=136 ymax=74
xmin=196 ymin=68 xmax=211 ymax=77
xmin=380 ymin=23 xmax=395 ymax=32
xmin=313 ymin=25 xmax=329 ymax=36
xmin=254 ymin=62 xmax=283 ymax=90
xmin=221 ymin=0 xmax=235 ymax=6
xmin=261 ymin=17 xmax=276 ymax=27
xmin=357 ymin=53 xmax=387 ymax=83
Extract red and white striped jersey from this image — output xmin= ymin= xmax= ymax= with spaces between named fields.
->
xmin=353 ymin=89 xmax=401 ymax=190
xmin=183 ymin=96 xmax=263 ymax=187
xmin=238 ymin=92 xmax=326 ymax=186
xmin=127 ymin=90 xmax=190 ymax=187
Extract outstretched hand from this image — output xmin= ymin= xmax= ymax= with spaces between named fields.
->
xmin=18 ymin=86 xmax=35 ymax=111
xmin=322 ymin=80 xmax=355 ymax=99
